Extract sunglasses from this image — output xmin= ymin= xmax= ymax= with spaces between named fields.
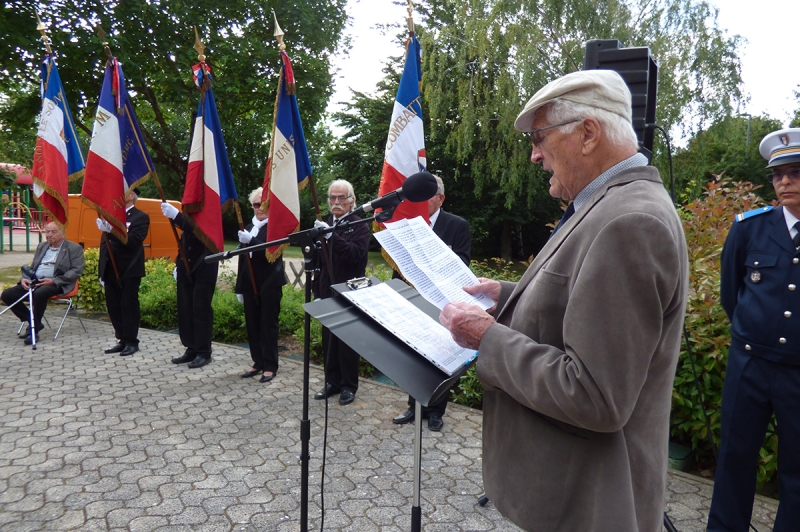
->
xmin=767 ymin=168 xmax=800 ymax=184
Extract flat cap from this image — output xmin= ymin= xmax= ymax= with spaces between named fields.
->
xmin=514 ymin=70 xmax=632 ymax=132
xmin=759 ymin=128 xmax=800 ymax=168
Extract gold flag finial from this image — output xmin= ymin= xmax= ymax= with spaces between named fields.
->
xmin=407 ymin=0 xmax=415 ymax=34
xmin=97 ymin=27 xmax=113 ymax=58
xmin=35 ymin=12 xmax=53 ymax=54
xmin=193 ymin=26 xmax=206 ymax=62
xmin=272 ymin=10 xmax=286 ymax=52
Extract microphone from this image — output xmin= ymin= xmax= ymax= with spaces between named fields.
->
xmin=352 ymin=171 xmax=438 ymax=216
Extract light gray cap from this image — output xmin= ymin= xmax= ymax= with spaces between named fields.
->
xmin=514 ymin=69 xmax=633 ymax=132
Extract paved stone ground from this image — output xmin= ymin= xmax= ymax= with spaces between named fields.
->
xmin=0 ymin=299 xmax=780 ymax=531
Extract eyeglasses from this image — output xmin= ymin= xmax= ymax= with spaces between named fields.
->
xmin=252 ymin=202 xmax=262 ymax=209
xmin=328 ymin=195 xmax=351 ymax=203
xmin=529 ymin=118 xmax=583 ymax=146
xmin=767 ymin=168 xmax=800 ymax=184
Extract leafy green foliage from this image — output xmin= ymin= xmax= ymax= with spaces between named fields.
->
xmin=138 ymin=258 xmax=178 ymax=330
xmin=1 ymin=0 xmax=347 ymax=205
xmin=210 ymin=290 xmax=247 ymax=344
xmin=672 ymin=115 xmax=783 ymax=202
xmin=675 ymin=175 xmax=778 ymax=486
xmin=76 ymin=247 xmax=105 ymax=312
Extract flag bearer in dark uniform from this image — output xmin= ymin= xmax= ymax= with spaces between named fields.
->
xmin=97 ymin=189 xmax=150 ymax=357
xmin=708 ymin=128 xmax=800 ymax=532
xmin=235 ymin=187 xmax=286 ymax=383
xmin=160 ymin=201 xmax=218 ymax=369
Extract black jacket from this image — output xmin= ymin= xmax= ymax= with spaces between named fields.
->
xmin=311 ymin=212 xmax=371 ymax=299
xmin=235 ymin=222 xmax=287 ymax=294
xmin=99 ymin=206 xmax=150 ymax=279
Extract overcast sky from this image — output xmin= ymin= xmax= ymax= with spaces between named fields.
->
xmin=328 ymin=0 xmax=800 ymax=127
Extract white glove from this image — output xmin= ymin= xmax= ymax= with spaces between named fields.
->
xmin=236 ymin=294 xmax=244 ymax=304
xmin=99 ymin=278 xmax=105 ymax=288
xmin=238 ymin=230 xmax=253 ymax=244
xmin=161 ymin=202 xmax=179 ymax=219
xmin=96 ymin=218 xmax=112 ymax=233
xmin=172 ymin=267 xmax=178 ymax=281
xmin=314 ymin=219 xmax=332 ymax=240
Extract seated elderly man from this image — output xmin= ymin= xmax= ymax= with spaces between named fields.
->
xmin=1 ymin=221 xmax=85 ymax=344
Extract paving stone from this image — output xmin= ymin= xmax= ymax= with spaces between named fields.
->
xmin=0 ymin=311 xmax=778 ymax=531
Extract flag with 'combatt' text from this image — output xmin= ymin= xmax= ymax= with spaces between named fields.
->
xmin=376 ymin=33 xmax=428 ymax=226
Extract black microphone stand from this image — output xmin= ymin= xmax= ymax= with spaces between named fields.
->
xmin=205 ymin=205 xmax=397 ymax=531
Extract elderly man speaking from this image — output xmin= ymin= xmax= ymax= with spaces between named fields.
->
xmin=439 ymin=70 xmax=689 ymax=531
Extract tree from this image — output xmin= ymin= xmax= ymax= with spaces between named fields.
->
xmin=671 ymin=115 xmax=782 ymax=203
xmin=0 ymin=0 xmax=347 ymax=206
xmin=409 ymin=0 xmax=745 ymax=258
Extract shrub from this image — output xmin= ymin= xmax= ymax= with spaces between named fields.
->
xmin=211 ymin=290 xmax=247 ymax=344
xmin=77 ymin=247 xmax=106 ymax=312
xmin=676 ymin=174 xmax=778 ymax=486
xmin=138 ymin=258 xmax=178 ymax=330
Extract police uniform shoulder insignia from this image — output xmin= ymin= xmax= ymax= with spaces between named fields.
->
xmin=735 ymin=206 xmax=774 ymax=222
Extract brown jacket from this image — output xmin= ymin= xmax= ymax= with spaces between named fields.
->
xmin=478 ymin=166 xmax=688 ymax=531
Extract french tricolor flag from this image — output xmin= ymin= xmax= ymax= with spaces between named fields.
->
xmin=377 ymin=33 xmax=428 ymax=225
xmin=262 ymin=49 xmax=310 ymax=261
xmin=82 ymin=57 xmax=153 ymax=243
xmin=31 ymin=55 xmax=85 ymax=228
xmin=182 ymin=63 xmax=237 ymax=254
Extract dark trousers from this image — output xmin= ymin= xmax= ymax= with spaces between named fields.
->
xmin=177 ymin=277 xmax=215 ymax=358
xmin=407 ymin=387 xmax=450 ymax=417
xmin=243 ymin=286 xmax=282 ymax=372
xmin=708 ymin=347 xmax=800 ymax=531
xmin=1 ymin=283 xmax=60 ymax=329
xmin=104 ymin=275 xmax=142 ymax=345
xmin=321 ymin=326 xmax=360 ymax=392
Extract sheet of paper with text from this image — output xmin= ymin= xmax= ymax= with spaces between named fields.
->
xmin=373 ymin=216 xmax=493 ymax=311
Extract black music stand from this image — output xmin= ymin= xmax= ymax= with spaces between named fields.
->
xmin=304 ymin=278 xmax=470 ymax=532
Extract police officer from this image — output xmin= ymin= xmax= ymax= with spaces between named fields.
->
xmin=708 ymin=128 xmax=800 ymax=531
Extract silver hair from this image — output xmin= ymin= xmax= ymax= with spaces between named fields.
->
xmin=434 ymin=175 xmax=445 ymax=196
xmin=248 ymin=187 xmax=263 ymax=206
xmin=328 ymin=179 xmax=356 ymax=206
xmin=544 ymin=99 xmax=639 ymax=149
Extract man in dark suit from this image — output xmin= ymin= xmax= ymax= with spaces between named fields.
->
xmin=311 ymin=179 xmax=371 ymax=406
xmin=393 ymin=175 xmax=471 ymax=431
xmin=160 ymin=202 xmax=218 ymax=369
xmin=97 ymin=190 xmax=150 ymax=356
xmin=1 ymin=221 xmax=85 ymax=344
xmin=708 ymin=128 xmax=800 ymax=532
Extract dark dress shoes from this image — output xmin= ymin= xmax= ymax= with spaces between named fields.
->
xmin=259 ymin=370 xmax=277 ymax=383
xmin=105 ymin=342 xmax=126 ymax=354
xmin=338 ymin=389 xmax=355 ymax=405
xmin=120 ymin=345 xmax=139 ymax=356
xmin=392 ymin=409 xmax=415 ymax=425
xmin=314 ymin=383 xmax=340 ymax=400
xmin=188 ymin=356 xmax=211 ymax=369
xmin=171 ymin=352 xmax=196 ymax=364
xmin=427 ymin=414 xmax=444 ymax=432
xmin=241 ymin=369 xmax=260 ymax=378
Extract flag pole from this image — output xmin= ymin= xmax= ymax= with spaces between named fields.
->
xmin=193 ymin=27 xmax=258 ymax=298
xmin=94 ymin=28 xmax=125 ymax=286
xmin=98 ymin=28 xmax=191 ymax=277
xmin=38 ymin=13 xmax=85 ymax=177
xmin=271 ymin=12 xmax=333 ymax=279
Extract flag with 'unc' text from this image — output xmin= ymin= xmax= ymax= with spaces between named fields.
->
xmin=82 ymin=57 xmax=153 ymax=243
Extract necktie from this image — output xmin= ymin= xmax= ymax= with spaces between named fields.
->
xmin=793 ymin=221 xmax=800 ymax=249
xmin=549 ymin=203 xmax=575 ymax=240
